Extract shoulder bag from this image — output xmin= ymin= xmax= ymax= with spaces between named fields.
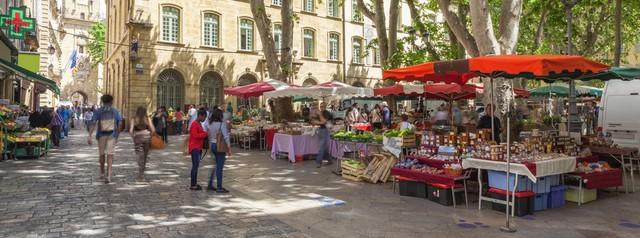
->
xmin=216 ymin=123 xmax=229 ymax=153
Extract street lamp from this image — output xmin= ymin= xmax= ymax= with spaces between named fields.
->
xmin=562 ymin=0 xmax=581 ymax=134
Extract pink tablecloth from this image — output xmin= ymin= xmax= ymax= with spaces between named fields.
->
xmin=271 ymin=133 xmax=321 ymax=163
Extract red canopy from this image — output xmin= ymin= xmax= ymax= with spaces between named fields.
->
xmin=383 ymin=61 xmax=477 ymax=84
xmin=383 ymin=55 xmax=609 ymax=82
xmin=224 ymin=79 xmax=294 ymax=98
xmin=374 ymin=84 xmax=528 ymax=100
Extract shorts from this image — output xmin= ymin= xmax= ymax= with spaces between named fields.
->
xmin=98 ymin=136 xmax=117 ymax=156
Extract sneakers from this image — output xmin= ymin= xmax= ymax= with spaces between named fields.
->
xmin=216 ymin=188 xmax=229 ymax=193
xmin=189 ymin=184 xmax=203 ymax=191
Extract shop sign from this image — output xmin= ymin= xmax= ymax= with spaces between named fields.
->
xmin=0 ymin=7 xmax=36 ymax=39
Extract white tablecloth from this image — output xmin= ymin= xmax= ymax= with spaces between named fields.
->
xmin=462 ymin=157 xmax=576 ymax=182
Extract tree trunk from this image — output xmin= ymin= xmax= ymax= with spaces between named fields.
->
xmin=498 ymin=0 xmax=523 ymax=54
xmin=373 ymin=0 xmax=389 ymax=66
xmin=387 ymin=0 xmax=400 ymax=63
xmin=280 ymin=0 xmax=294 ymax=80
xmin=250 ymin=0 xmax=294 ymax=122
xmin=533 ymin=6 xmax=549 ymax=50
xmin=614 ymin=0 xmax=622 ymax=66
xmin=251 ymin=0 xmax=279 ymax=79
xmin=437 ymin=0 xmax=480 ymax=57
xmin=469 ymin=0 xmax=500 ymax=55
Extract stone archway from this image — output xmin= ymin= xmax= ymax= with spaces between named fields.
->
xmin=70 ymin=91 xmax=89 ymax=106
xmin=237 ymin=73 xmax=258 ymax=109
xmin=302 ymin=77 xmax=317 ymax=87
xmin=352 ymin=81 xmax=365 ymax=87
xmin=156 ymin=69 xmax=185 ymax=110
xmin=200 ymin=71 xmax=224 ymax=108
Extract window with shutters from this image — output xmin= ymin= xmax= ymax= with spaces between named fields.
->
xmin=161 ymin=6 xmax=180 ymax=42
xmin=239 ymin=19 xmax=254 ymax=51
xmin=352 ymin=37 xmax=363 ymax=64
xmin=303 ymin=0 xmax=314 ymax=13
xmin=328 ymin=33 xmax=339 ymax=61
xmin=273 ymin=24 xmax=282 ymax=50
xmin=327 ymin=0 xmax=339 ymax=17
xmin=303 ymin=28 xmax=315 ymax=58
xmin=203 ymin=13 xmax=220 ymax=47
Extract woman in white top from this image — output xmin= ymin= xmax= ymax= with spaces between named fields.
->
xmin=399 ymin=114 xmax=414 ymax=130
xmin=206 ymin=109 xmax=232 ymax=193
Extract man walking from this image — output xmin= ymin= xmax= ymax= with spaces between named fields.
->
xmin=88 ymin=95 xmax=122 ymax=183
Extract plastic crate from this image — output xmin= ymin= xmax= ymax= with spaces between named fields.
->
xmin=427 ymin=183 xmax=464 ymax=206
xmin=548 ymin=175 xmax=561 ymax=186
xmin=532 ymin=176 xmax=551 ymax=194
xmin=488 ymin=170 xmax=531 ymax=192
xmin=399 ymin=180 xmax=427 ymax=198
xmin=566 ymin=187 xmax=597 ymax=204
xmin=488 ymin=188 xmax=534 ymax=217
xmin=534 ymin=193 xmax=549 ymax=211
xmin=548 ymin=185 xmax=567 ymax=209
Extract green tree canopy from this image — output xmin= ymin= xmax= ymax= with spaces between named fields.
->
xmin=87 ymin=22 xmax=105 ymax=65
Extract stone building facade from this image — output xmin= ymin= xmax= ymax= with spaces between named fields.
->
xmin=105 ymin=0 xmax=414 ymax=118
xmin=37 ymin=0 xmax=103 ymax=107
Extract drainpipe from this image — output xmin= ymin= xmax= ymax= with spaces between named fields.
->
xmin=341 ymin=2 xmax=347 ymax=83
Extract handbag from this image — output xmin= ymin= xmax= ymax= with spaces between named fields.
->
xmin=216 ymin=123 xmax=229 ymax=153
xmin=203 ymin=137 xmax=210 ymax=150
xmin=150 ymin=134 xmax=165 ymax=149
xmin=183 ymin=135 xmax=190 ymax=155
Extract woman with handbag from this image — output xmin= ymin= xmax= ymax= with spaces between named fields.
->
xmin=129 ymin=106 xmax=156 ymax=181
xmin=206 ymin=108 xmax=232 ymax=193
xmin=188 ymin=109 xmax=209 ymax=190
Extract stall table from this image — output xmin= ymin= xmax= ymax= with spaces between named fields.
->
xmin=271 ymin=133 xmax=321 ymax=163
xmin=462 ymin=157 xmax=576 ymax=216
xmin=565 ymin=169 xmax=623 ymax=206
xmin=588 ymin=146 xmax=639 ymax=193
xmin=330 ymin=139 xmax=383 ymax=175
xmin=7 ymin=133 xmax=49 ymax=159
xmin=390 ymin=167 xmax=470 ymax=208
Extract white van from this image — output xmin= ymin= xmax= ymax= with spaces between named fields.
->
xmin=598 ymin=80 xmax=640 ymax=149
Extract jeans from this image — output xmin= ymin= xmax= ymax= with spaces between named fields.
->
xmin=176 ymin=121 xmax=183 ymax=135
xmin=190 ymin=149 xmax=202 ymax=186
xmin=208 ymin=143 xmax=226 ymax=189
xmin=316 ymin=128 xmax=330 ymax=164
xmin=63 ymin=121 xmax=69 ymax=137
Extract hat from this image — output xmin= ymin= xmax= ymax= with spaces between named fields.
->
xmin=381 ymin=102 xmax=388 ymax=106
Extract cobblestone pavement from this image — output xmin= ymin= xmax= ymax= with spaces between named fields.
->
xmin=3 ymin=128 xmax=640 ymax=238
xmin=0 ymin=130 xmax=305 ymax=238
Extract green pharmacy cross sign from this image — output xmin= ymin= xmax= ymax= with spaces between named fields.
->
xmin=0 ymin=7 xmax=35 ymax=39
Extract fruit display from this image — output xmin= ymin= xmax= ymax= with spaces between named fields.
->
xmin=575 ymin=161 xmax=612 ymax=174
xmin=332 ymin=130 xmax=382 ymax=143
xmin=383 ymin=128 xmax=414 ymax=138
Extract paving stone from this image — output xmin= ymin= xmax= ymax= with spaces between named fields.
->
xmin=0 ymin=131 xmax=302 ymax=238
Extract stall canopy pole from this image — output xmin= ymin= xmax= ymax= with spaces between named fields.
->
xmin=490 ymin=77 xmax=495 ymax=141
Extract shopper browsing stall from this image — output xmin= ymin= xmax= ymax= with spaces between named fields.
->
xmin=399 ymin=114 xmax=414 ymax=130
xmin=311 ymin=102 xmax=333 ymax=168
xmin=477 ymin=104 xmax=501 ymax=143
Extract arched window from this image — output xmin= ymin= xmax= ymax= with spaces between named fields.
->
xmin=161 ymin=6 xmax=180 ymax=42
xmin=303 ymin=28 xmax=315 ymax=58
xmin=200 ymin=72 xmax=224 ymax=107
xmin=352 ymin=37 xmax=363 ymax=64
xmin=328 ymin=32 xmax=339 ymax=61
xmin=203 ymin=13 xmax=220 ymax=47
xmin=352 ymin=81 xmax=365 ymax=87
xmin=157 ymin=69 xmax=184 ymax=109
xmin=303 ymin=77 xmax=317 ymax=87
xmin=239 ymin=19 xmax=254 ymax=51
xmin=273 ymin=23 xmax=282 ymax=50
xmin=237 ymin=74 xmax=258 ymax=109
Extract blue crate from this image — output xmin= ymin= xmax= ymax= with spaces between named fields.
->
xmin=488 ymin=170 xmax=531 ymax=192
xmin=548 ymin=185 xmax=567 ymax=209
xmin=532 ymin=176 xmax=551 ymax=194
xmin=534 ymin=193 xmax=549 ymax=211
xmin=548 ymin=175 xmax=561 ymax=186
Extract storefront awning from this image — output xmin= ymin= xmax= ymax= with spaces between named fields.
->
xmin=0 ymin=58 xmax=60 ymax=95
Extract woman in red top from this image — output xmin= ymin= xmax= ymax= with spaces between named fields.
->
xmin=188 ymin=109 xmax=208 ymax=190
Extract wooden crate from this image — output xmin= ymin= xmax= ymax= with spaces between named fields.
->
xmin=384 ymin=135 xmax=416 ymax=147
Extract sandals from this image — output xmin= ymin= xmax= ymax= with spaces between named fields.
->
xmin=189 ymin=184 xmax=202 ymax=191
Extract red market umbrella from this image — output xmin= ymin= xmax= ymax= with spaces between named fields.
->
xmin=383 ymin=61 xmax=477 ymax=84
xmin=224 ymin=79 xmax=295 ymax=98
xmin=374 ymin=84 xmax=528 ymax=100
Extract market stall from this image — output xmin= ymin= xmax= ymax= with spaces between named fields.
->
xmin=0 ymin=104 xmax=51 ymax=160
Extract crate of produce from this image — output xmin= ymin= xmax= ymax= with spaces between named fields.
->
xmin=488 ymin=188 xmax=534 ymax=217
xmin=488 ymin=170 xmax=531 ymax=192
xmin=531 ymin=176 xmax=551 ymax=194
xmin=427 ymin=183 xmax=464 ymax=206
xmin=534 ymin=193 xmax=549 ymax=211
xmin=399 ymin=179 xmax=427 ymax=198
xmin=548 ymin=185 xmax=567 ymax=209
xmin=566 ymin=187 xmax=597 ymax=204
xmin=341 ymin=159 xmax=365 ymax=182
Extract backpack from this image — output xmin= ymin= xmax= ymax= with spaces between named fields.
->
xmin=98 ymin=108 xmax=116 ymax=133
